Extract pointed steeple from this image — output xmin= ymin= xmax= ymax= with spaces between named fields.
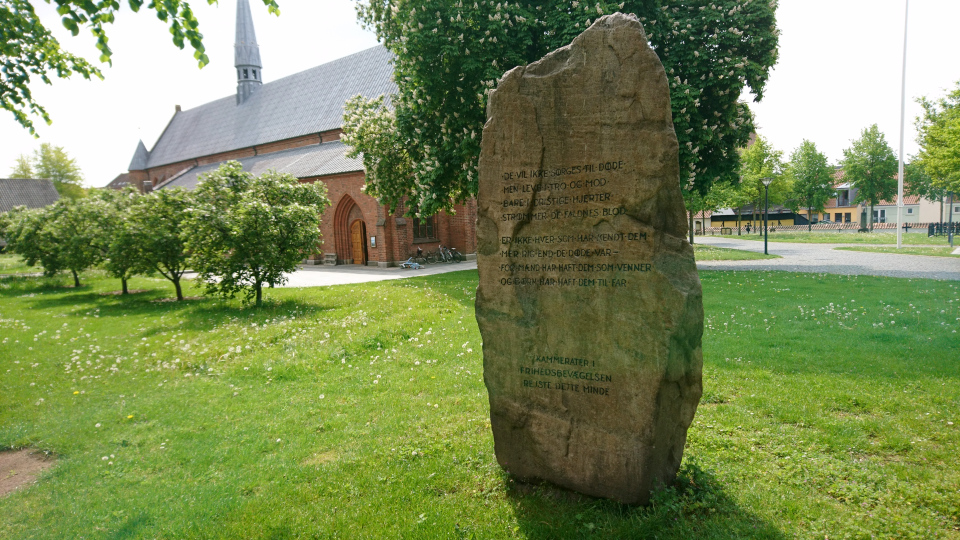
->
xmin=235 ymin=0 xmax=263 ymax=105
xmin=128 ymin=140 xmax=150 ymax=171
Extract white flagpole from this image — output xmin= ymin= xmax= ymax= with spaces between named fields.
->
xmin=897 ymin=0 xmax=909 ymax=248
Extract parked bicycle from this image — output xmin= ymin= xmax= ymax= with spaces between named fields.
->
xmin=437 ymin=245 xmax=464 ymax=263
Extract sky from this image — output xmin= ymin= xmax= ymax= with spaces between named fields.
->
xmin=1 ymin=0 xmax=958 ymax=188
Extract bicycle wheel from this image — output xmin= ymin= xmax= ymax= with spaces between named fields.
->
xmin=453 ymin=252 xmax=464 ymax=263
xmin=425 ymin=251 xmax=438 ymax=264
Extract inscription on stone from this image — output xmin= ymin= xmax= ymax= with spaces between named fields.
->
xmin=475 ymin=13 xmax=704 ymax=505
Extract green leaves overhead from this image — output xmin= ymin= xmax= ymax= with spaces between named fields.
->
xmin=347 ymin=0 xmax=779 ymax=215
xmin=2 ymin=0 xmax=281 ymax=134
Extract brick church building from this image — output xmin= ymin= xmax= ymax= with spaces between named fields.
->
xmin=109 ymin=0 xmax=476 ymax=267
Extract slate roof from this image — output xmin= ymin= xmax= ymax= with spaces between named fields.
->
xmin=129 ymin=141 xmax=149 ymax=171
xmin=146 ymin=45 xmax=395 ymax=169
xmin=158 ymin=140 xmax=361 ymax=191
xmin=0 ymin=178 xmax=61 ymax=213
xmin=235 ymin=0 xmax=262 ymax=68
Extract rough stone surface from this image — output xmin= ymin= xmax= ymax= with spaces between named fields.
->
xmin=475 ymin=13 xmax=703 ymax=505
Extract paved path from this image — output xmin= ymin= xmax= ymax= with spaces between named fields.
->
xmin=695 ymin=237 xmax=960 ymax=281
xmin=254 ymin=260 xmax=478 ymax=288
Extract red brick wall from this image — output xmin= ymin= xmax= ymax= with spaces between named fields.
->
xmin=254 ymin=134 xmax=322 ymax=156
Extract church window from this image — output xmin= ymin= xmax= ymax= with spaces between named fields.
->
xmin=243 ymin=68 xmax=249 ymax=79
xmin=252 ymin=69 xmax=257 ymax=79
xmin=413 ymin=215 xmax=435 ymax=240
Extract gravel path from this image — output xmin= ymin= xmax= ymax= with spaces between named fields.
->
xmin=695 ymin=237 xmax=960 ymax=280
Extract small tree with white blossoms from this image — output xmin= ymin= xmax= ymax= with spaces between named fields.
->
xmin=184 ymin=162 xmax=330 ymax=306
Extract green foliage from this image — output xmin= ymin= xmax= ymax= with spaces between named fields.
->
xmin=127 ymin=187 xmax=194 ymax=300
xmin=348 ymin=0 xmax=779 ymax=215
xmin=8 ymin=154 xmax=34 ymax=178
xmin=1 ymin=0 xmax=281 ymax=134
xmin=184 ymin=162 xmax=331 ymax=306
xmin=738 ymin=134 xmax=788 ymax=210
xmin=86 ymin=187 xmax=141 ymax=294
xmin=2 ymin=196 xmax=102 ymax=285
xmin=842 ymin=124 xmax=898 ymax=230
xmin=905 ymin=160 xmax=948 ymax=208
xmin=786 ymin=140 xmax=834 ymax=228
xmin=915 ymin=81 xmax=960 ymax=193
xmin=1 ymin=206 xmax=59 ymax=274
xmin=30 ymin=143 xmax=86 ymax=199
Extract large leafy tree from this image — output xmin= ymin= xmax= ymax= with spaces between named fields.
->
xmin=905 ymin=160 xmax=949 ymax=223
xmin=8 ymin=154 xmax=34 ymax=178
xmin=2 ymin=0 xmax=281 ymax=134
xmin=87 ymin=187 xmax=141 ymax=294
xmin=3 ymin=197 xmax=102 ymax=285
xmin=184 ymin=162 xmax=331 ymax=306
xmin=32 ymin=143 xmax=86 ymax=199
xmin=842 ymin=124 xmax=898 ymax=232
xmin=347 ymin=0 xmax=779 ymax=216
xmin=128 ymin=188 xmax=193 ymax=300
xmin=786 ymin=140 xmax=834 ymax=231
xmin=915 ymin=81 xmax=960 ymax=193
xmin=738 ymin=134 xmax=787 ymax=230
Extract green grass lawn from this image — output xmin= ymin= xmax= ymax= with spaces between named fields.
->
xmin=836 ymin=246 xmax=960 ymax=258
xmin=0 ymin=253 xmax=40 ymax=275
xmin=734 ymin=231 xmax=950 ymax=245
xmin=1 ymin=270 xmax=958 ymax=539
xmin=693 ymin=244 xmax=780 ymax=261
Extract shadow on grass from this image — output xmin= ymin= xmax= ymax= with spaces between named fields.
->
xmin=505 ymin=463 xmax=785 ymax=539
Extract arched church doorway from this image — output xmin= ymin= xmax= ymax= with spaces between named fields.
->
xmin=350 ymin=219 xmax=368 ymax=265
xmin=333 ymin=195 xmax=368 ymax=265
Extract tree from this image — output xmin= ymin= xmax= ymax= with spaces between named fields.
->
xmin=915 ymin=81 xmax=960 ymax=193
xmin=2 ymin=0 xmax=281 ymax=134
xmin=786 ymin=140 xmax=834 ymax=231
xmin=32 ymin=143 xmax=86 ymax=199
xmin=905 ymin=160 xmax=949 ymax=222
xmin=128 ymin=188 xmax=194 ymax=301
xmin=842 ymin=124 xmax=898 ymax=232
xmin=2 ymin=206 xmax=60 ymax=273
xmin=8 ymin=154 xmax=34 ymax=178
xmin=184 ymin=162 xmax=331 ymax=306
xmin=2 ymin=197 xmax=101 ymax=285
xmin=347 ymin=0 xmax=779 ymax=216
xmin=705 ymin=178 xmax=753 ymax=235
xmin=738 ymin=135 xmax=787 ymax=231
xmin=88 ymin=187 xmax=141 ymax=294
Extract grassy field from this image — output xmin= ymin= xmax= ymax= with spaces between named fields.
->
xmin=693 ymin=244 xmax=780 ymax=261
xmin=732 ymin=231 xmax=950 ymax=245
xmin=1 ymin=270 xmax=959 ymax=539
xmin=836 ymin=246 xmax=960 ymax=258
xmin=0 ymin=253 xmax=40 ymax=275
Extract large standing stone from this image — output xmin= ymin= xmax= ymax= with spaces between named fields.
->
xmin=475 ymin=13 xmax=703 ymax=505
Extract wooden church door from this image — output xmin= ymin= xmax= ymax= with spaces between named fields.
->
xmin=350 ymin=220 xmax=367 ymax=265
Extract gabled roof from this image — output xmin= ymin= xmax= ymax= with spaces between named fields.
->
xmin=0 ymin=178 xmax=60 ymax=213
xmin=145 ymin=45 xmax=395 ymax=169
xmin=158 ymin=140 xmax=361 ymax=190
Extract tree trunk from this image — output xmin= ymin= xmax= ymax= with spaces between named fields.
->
xmin=870 ymin=203 xmax=875 ymax=232
xmin=688 ymin=211 xmax=695 ymax=245
xmin=255 ymin=281 xmax=263 ymax=307
xmin=71 ymin=269 xmax=80 ymax=287
xmin=174 ymin=277 xmax=184 ymax=301
xmin=736 ymin=206 xmax=742 ymax=235
xmin=121 ymin=277 xmax=128 ymax=295
xmin=808 ymin=206 xmax=813 ymax=231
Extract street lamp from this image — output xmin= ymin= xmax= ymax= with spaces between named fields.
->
xmin=762 ymin=177 xmax=773 ymax=255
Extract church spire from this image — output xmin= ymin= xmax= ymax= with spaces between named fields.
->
xmin=235 ymin=0 xmax=262 ymax=105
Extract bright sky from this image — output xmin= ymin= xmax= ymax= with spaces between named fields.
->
xmin=1 ymin=0 xmax=958 ymax=187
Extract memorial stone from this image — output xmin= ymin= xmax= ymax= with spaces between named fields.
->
xmin=475 ymin=13 xmax=704 ymax=505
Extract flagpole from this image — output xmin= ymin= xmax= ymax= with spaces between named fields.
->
xmin=896 ymin=0 xmax=909 ymax=248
